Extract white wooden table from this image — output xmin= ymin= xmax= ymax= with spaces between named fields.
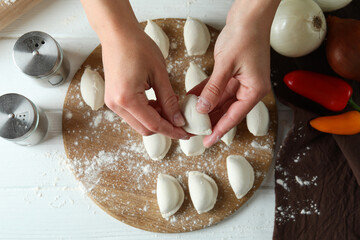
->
xmin=0 ymin=0 xmax=293 ymax=239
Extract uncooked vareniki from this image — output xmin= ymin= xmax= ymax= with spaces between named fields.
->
xmin=221 ymin=126 xmax=237 ymax=146
xmin=144 ymin=19 xmax=170 ymax=59
xmin=143 ymin=87 xmax=171 ymax=160
xmin=246 ymin=101 xmax=269 ymax=136
xmin=179 ymin=135 xmax=205 ymax=156
xmin=156 ymin=174 xmax=184 ymax=218
xmin=188 ymin=171 xmax=218 ymax=214
xmin=181 ymin=94 xmax=212 ymax=135
xmin=143 ymin=134 xmax=171 ymax=161
xmin=185 ymin=62 xmax=208 ymax=92
xmin=226 ymin=155 xmax=254 ymax=199
xmin=184 ymin=17 xmax=210 ymax=56
xmin=145 ymin=88 xmax=156 ymax=101
xmin=80 ymin=68 xmax=105 ymax=111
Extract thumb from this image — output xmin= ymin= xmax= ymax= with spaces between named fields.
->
xmin=196 ymin=61 xmax=234 ymax=114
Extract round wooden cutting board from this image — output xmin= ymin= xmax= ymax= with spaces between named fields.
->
xmin=62 ymin=19 xmax=277 ymax=233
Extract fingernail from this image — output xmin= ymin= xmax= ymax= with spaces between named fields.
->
xmin=197 ymin=97 xmax=211 ymax=113
xmin=204 ymin=134 xmax=220 ymax=148
xmin=173 ymin=112 xmax=186 ymax=127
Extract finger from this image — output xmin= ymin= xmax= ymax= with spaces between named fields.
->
xmin=152 ymin=69 xmax=186 ymax=127
xmin=148 ymin=100 xmax=162 ymax=114
xmin=111 ymin=105 xmax=154 ymax=136
xmin=208 ymin=96 xmax=236 ymax=126
xmin=187 ymin=77 xmax=209 ymax=96
xmin=196 ymin=60 xmax=234 ymax=114
xmin=125 ymin=93 xmax=189 ymax=139
xmin=203 ymin=97 xmax=257 ymax=147
xmin=216 ymin=78 xmax=240 ymax=107
xmin=188 ymin=76 xmax=239 ymax=109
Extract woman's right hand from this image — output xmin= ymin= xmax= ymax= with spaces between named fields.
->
xmin=81 ymin=0 xmax=188 ymax=139
xmin=101 ymin=27 xmax=188 ymax=139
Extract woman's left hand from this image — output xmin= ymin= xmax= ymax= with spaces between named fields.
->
xmin=189 ymin=0 xmax=280 ymax=147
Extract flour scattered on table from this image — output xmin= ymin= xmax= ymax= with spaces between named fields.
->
xmin=300 ymin=201 xmax=320 ymax=215
xmin=295 ymin=176 xmax=318 ymax=186
xmin=276 ymin=179 xmax=290 ymax=191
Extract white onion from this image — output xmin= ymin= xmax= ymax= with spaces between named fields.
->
xmin=314 ymin=0 xmax=352 ymax=12
xmin=270 ymin=0 xmax=326 ymax=57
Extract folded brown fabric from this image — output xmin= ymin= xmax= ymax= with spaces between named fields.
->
xmin=271 ymin=1 xmax=360 ymax=239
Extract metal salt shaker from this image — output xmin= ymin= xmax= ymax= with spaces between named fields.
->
xmin=13 ymin=31 xmax=70 ymax=87
xmin=0 ymin=93 xmax=48 ymax=146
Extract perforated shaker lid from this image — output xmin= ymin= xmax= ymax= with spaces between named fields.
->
xmin=13 ymin=31 xmax=60 ymax=77
xmin=0 ymin=93 xmax=36 ymax=139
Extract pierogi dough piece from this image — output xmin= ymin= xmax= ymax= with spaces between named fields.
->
xmin=221 ymin=126 xmax=237 ymax=146
xmin=181 ymin=94 xmax=212 ymax=135
xmin=188 ymin=171 xmax=218 ymax=214
xmin=226 ymin=155 xmax=254 ymax=199
xmin=157 ymin=174 xmax=184 ymax=218
xmin=80 ymin=68 xmax=105 ymax=111
xmin=184 ymin=17 xmax=210 ymax=56
xmin=143 ymin=134 xmax=171 ymax=161
xmin=185 ymin=62 xmax=208 ymax=92
xmin=144 ymin=19 xmax=170 ymax=58
xmin=246 ymin=101 xmax=269 ymax=136
xmin=179 ymin=135 xmax=205 ymax=156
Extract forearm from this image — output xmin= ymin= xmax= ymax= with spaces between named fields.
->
xmin=80 ymin=0 xmax=140 ymax=42
xmin=227 ymin=0 xmax=280 ymax=32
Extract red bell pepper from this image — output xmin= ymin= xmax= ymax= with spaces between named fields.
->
xmin=284 ymin=70 xmax=360 ymax=112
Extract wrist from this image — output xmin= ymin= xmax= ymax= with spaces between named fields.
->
xmin=81 ymin=0 xmax=141 ymax=43
xmin=226 ymin=0 xmax=280 ymax=30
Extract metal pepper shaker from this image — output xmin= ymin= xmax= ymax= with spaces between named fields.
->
xmin=13 ymin=31 xmax=70 ymax=87
xmin=0 ymin=93 xmax=48 ymax=146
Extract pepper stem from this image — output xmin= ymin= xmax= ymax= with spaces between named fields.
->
xmin=348 ymin=98 xmax=360 ymax=112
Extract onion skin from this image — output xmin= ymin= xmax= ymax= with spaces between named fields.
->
xmin=270 ymin=0 xmax=326 ymax=58
xmin=326 ymin=16 xmax=360 ymax=82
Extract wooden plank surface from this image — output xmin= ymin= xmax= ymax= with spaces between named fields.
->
xmin=0 ymin=0 xmax=294 ymax=238
xmin=62 ymin=18 xmax=278 ymax=233
xmin=0 ymin=0 xmax=43 ymax=31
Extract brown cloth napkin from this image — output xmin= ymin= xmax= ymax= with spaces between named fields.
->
xmin=270 ymin=1 xmax=360 ymax=239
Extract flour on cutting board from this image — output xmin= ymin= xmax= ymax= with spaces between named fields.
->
xmin=64 ymin=101 xmax=275 ymax=229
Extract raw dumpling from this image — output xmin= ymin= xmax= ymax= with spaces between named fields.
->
xmin=179 ymin=135 xmax=205 ymax=156
xmin=181 ymin=94 xmax=212 ymax=135
xmin=188 ymin=171 xmax=218 ymax=214
xmin=143 ymin=90 xmax=170 ymax=160
xmin=184 ymin=17 xmax=210 ymax=56
xmin=221 ymin=126 xmax=237 ymax=146
xmin=185 ymin=62 xmax=208 ymax=92
xmin=246 ymin=101 xmax=269 ymax=136
xmin=145 ymin=88 xmax=156 ymax=101
xmin=156 ymin=174 xmax=184 ymax=218
xmin=226 ymin=155 xmax=254 ymax=199
xmin=144 ymin=19 xmax=170 ymax=59
xmin=143 ymin=134 xmax=171 ymax=161
xmin=80 ymin=68 xmax=105 ymax=111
